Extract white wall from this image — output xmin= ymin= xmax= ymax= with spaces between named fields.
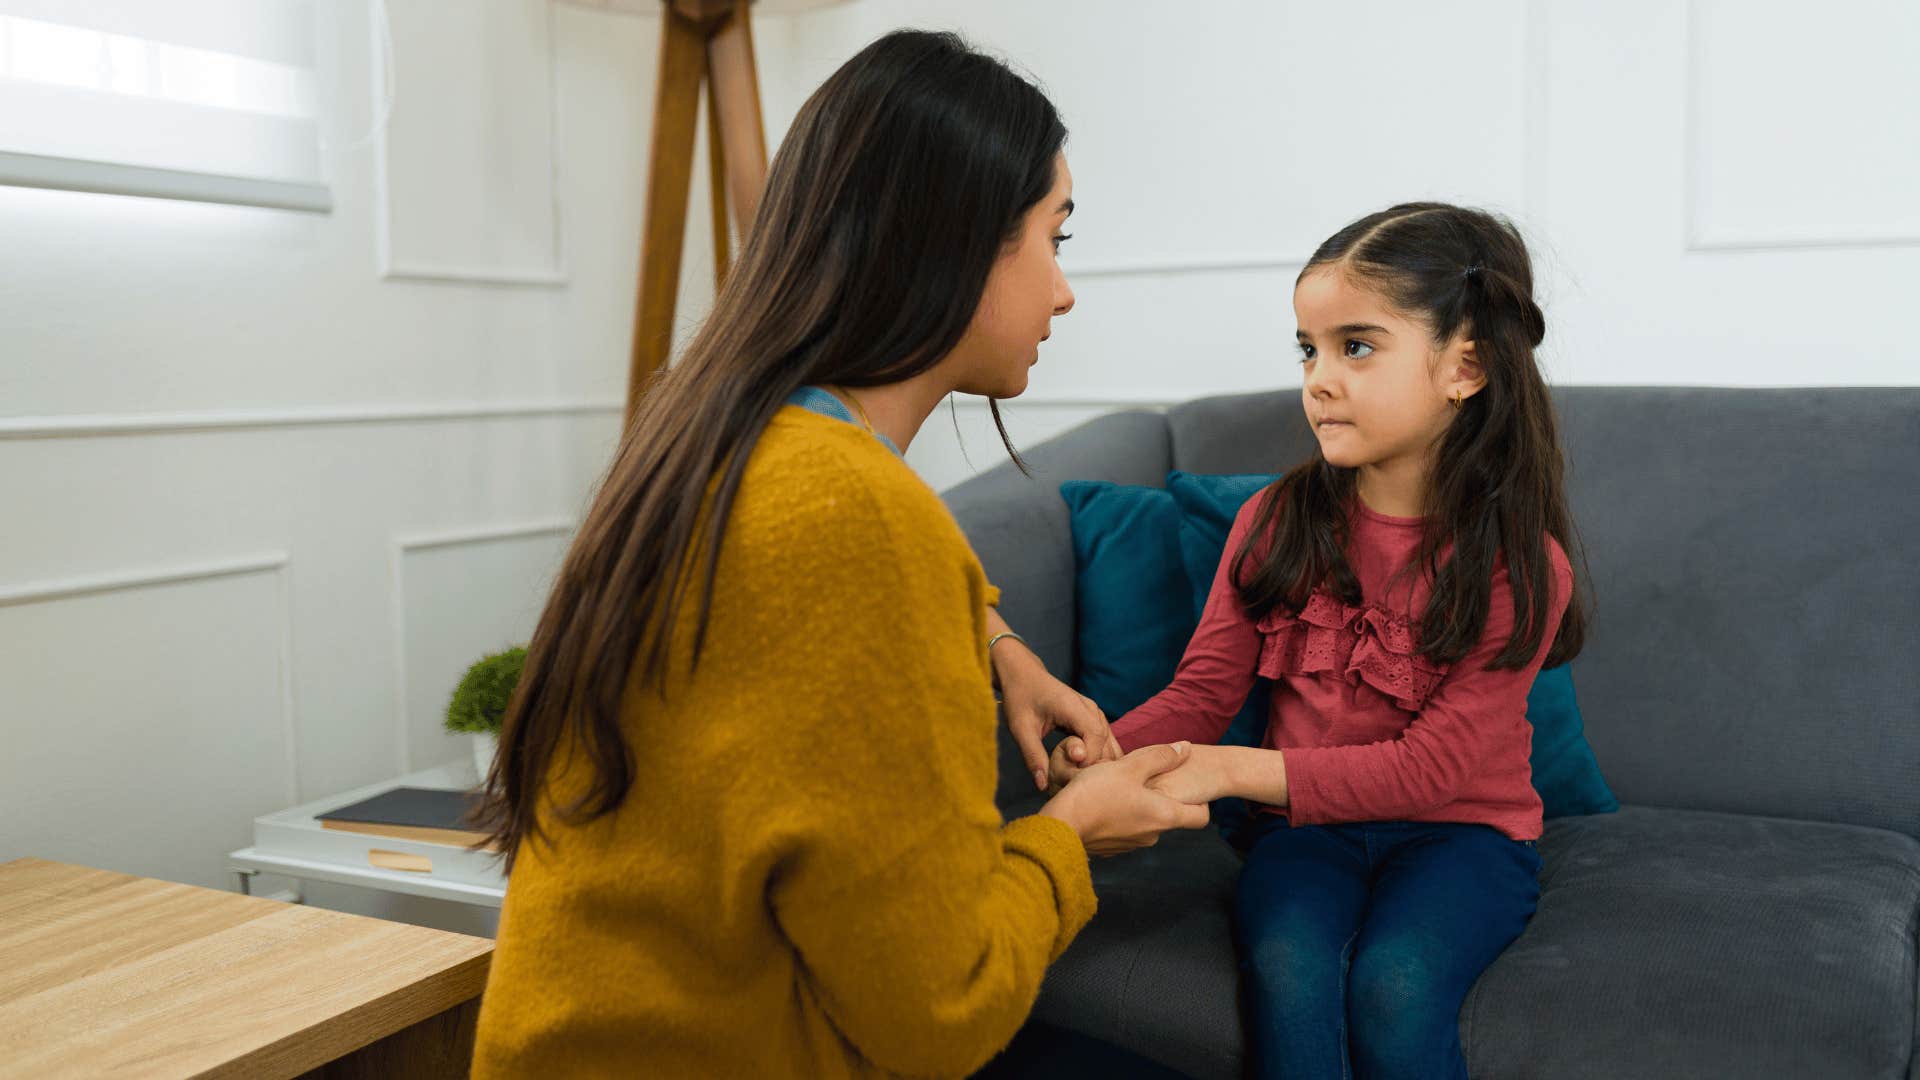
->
xmin=758 ymin=0 xmax=1920 ymax=491
xmin=0 ymin=0 xmax=730 ymax=928
xmin=2 ymin=0 xmax=1914 ymax=928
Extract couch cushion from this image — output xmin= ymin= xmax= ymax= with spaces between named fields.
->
xmin=1550 ymin=388 xmax=1920 ymax=841
xmin=1163 ymin=389 xmax=1317 ymax=480
xmin=1030 ymin=826 xmax=1246 ymax=1080
xmin=1466 ymin=806 xmax=1920 ymax=1079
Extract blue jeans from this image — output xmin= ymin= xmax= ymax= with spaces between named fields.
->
xmin=1231 ymin=815 xmax=1543 ymax=1080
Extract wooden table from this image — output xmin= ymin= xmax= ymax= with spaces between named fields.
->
xmin=0 ymin=858 xmax=493 ymax=1079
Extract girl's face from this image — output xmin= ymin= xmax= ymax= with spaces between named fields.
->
xmin=945 ymin=154 xmax=1077 ymax=399
xmin=1293 ymin=265 xmax=1483 ymax=478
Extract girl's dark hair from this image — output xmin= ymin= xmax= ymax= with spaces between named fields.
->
xmin=476 ymin=30 xmax=1067 ymax=871
xmin=1234 ymin=202 xmax=1588 ymax=672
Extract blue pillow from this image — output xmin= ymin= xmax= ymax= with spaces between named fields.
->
xmin=1162 ymin=470 xmax=1618 ymax=819
xmin=1058 ymin=481 xmax=1197 ymax=720
xmin=1165 ymin=471 xmax=1279 ymax=752
xmin=1524 ymin=665 xmax=1619 ymax=816
xmin=1165 ymin=470 xmax=1276 ymax=624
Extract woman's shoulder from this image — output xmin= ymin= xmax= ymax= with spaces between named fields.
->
xmin=725 ymin=410 xmax=988 ymax=625
xmin=743 ymin=408 xmax=956 ymax=543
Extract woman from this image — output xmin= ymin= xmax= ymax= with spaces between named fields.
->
xmin=471 ymin=30 xmax=1210 ymax=1079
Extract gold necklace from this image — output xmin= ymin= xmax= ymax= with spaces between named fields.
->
xmin=834 ymin=386 xmax=875 ymax=434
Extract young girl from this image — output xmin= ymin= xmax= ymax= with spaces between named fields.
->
xmin=1052 ymin=202 xmax=1587 ymax=1079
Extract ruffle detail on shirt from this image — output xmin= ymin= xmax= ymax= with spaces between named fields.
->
xmin=1253 ymin=590 xmax=1451 ymax=711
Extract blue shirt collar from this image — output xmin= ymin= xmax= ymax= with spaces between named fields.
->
xmin=784 ymin=386 xmax=902 ymax=457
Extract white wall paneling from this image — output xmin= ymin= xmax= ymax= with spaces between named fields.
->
xmin=389 ymin=521 xmax=573 ymax=773
xmin=0 ymin=0 xmax=658 ymax=924
xmin=1684 ymin=0 xmax=1920 ymax=252
xmin=0 ymin=414 xmax=617 ymax=920
xmin=374 ymin=0 xmax=567 ymax=285
xmin=0 ymin=556 xmax=298 ymax=888
xmin=765 ymin=0 xmax=1530 ymax=275
xmin=1063 ymin=254 xmax=1304 ymax=280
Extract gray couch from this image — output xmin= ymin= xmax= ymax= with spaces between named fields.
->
xmin=946 ymin=387 xmax=1920 ymax=1080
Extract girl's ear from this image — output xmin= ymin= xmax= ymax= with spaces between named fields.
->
xmin=1451 ymin=340 xmax=1488 ymax=399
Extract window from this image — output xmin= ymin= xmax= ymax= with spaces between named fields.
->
xmin=0 ymin=0 xmax=328 ymax=211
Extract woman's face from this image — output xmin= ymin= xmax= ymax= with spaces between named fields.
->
xmin=946 ymin=154 xmax=1077 ymax=399
xmin=1293 ymin=265 xmax=1479 ymax=474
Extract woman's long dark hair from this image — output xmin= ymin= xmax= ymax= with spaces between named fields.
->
xmin=1234 ymin=202 xmax=1589 ymax=671
xmin=477 ymin=31 xmax=1066 ymax=871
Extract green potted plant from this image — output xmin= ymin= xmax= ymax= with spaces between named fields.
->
xmin=446 ymin=646 xmax=526 ymax=779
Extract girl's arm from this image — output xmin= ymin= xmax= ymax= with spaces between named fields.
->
xmin=1143 ymin=742 xmax=1289 ymax=807
xmin=1109 ymin=499 xmax=1267 ymax=753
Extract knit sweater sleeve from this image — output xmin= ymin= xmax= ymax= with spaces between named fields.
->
xmin=1109 ymin=496 xmax=1265 ymax=752
xmin=1283 ymin=540 xmax=1575 ymax=824
xmin=762 ymin=463 xmax=1095 ymax=1079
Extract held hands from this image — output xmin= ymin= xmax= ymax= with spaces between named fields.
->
xmin=1052 ymin=736 xmax=1236 ymax=805
xmin=1040 ymin=742 xmax=1213 ymax=856
xmin=1046 ymin=733 xmax=1123 ymax=793
xmin=991 ymin=619 xmax=1206 ymax=854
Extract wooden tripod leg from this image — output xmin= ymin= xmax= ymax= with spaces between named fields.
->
xmin=627 ymin=6 xmax=709 ymax=422
xmin=706 ymin=73 xmax=731 ymax=289
xmin=706 ymin=2 xmax=768 ymax=238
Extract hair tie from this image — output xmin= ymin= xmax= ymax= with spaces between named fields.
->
xmin=1463 ymin=264 xmax=1484 ymax=278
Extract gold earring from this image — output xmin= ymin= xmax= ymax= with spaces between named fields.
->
xmin=1450 ymin=392 xmax=1462 ymax=410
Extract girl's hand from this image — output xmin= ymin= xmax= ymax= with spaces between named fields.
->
xmin=1001 ymin=658 xmax=1120 ymax=792
xmin=1040 ymin=742 xmax=1212 ymax=856
xmin=1046 ymin=735 xmax=1093 ymax=793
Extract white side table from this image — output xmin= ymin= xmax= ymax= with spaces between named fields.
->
xmin=229 ymin=763 xmax=506 ymax=909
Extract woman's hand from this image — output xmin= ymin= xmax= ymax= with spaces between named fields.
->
xmin=995 ymin=636 xmax=1121 ymax=792
xmin=1040 ymin=742 xmax=1213 ymax=856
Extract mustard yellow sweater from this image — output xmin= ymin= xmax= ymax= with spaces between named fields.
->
xmin=472 ymin=406 xmax=1097 ymax=1078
